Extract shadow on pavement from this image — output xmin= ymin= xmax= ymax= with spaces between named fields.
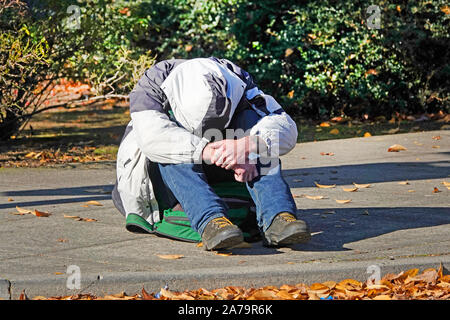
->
xmin=0 ymin=185 xmax=113 ymax=209
xmin=282 ymin=160 xmax=450 ymax=186
xmin=290 ymin=206 xmax=450 ymax=252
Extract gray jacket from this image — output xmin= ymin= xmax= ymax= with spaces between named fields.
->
xmin=114 ymin=57 xmax=298 ymax=225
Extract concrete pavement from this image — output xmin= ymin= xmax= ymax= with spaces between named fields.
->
xmin=0 ymin=130 xmax=449 ymax=299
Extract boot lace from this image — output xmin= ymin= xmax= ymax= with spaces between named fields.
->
xmin=279 ymin=213 xmax=297 ymax=222
xmin=212 ymin=216 xmax=233 ymax=228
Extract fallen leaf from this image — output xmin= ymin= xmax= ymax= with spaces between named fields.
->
xmin=141 ymin=287 xmax=154 ymax=300
xmin=372 ymin=294 xmax=391 ymax=300
xmin=353 ymin=183 xmax=371 ymax=188
xmin=363 ymin=132 xmax=372 ymax=137
xmin=19 ymin=290 xmax=28 ymax=300
xmin=319 ymin=122 xmax=330 ymax=127
xmin=331 ymin=116 xmax=344 ymax=122
xmin=215 ymin=252 xmax=232 ymax=257
xmin=442 ymin=181 xmax=450 ymax=187
xmin=320 ymin=152 xmax=334 ymax=156
xmin=388 ymin=144 xmax=407 ymax=152
xmin=335 ymin=199 xmax=352 ymax=204
xmin=54 ymin=272 xmax=64 ymax=275
xmin=8 ymin=198 xmax=14 ymax=202
xmin=432 ymin=145 xmax=440 ymax=149
xmin=398 ymin=181 xmax=410 ymax=185
xmin=305 ymin=195 xmax=326 ymax=200
xmin=16 ymin=206 xmax=33 ymax=214
xmin=432 ymin=136 xmax=441 ymax=140
xmin=329 ymin=128 xmax=339 ymax=135
xmin=33 ymin=209 xmax=51 ymax=217
xmin=433 ymin=187 xmax=441 ymax=193
xmin=342 ymin=187 xmax=358 ymax=192
xmin=85 ymin=200 xmax=103 ymax=206
xmin=57 ymin=238 xmax=68 ymax=243
xmin=155 ymin=254 xmax=184 ymax=260
xmin=64 ymin=214 xmax=82 ymax=221
xmin=314 ymin=182 xmax=336 ymax=189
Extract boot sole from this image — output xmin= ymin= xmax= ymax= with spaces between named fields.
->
xmin=263 ymin=230 xmax=311 ymax=247
xmin=204 ymin=231 xmax=244 ymax=251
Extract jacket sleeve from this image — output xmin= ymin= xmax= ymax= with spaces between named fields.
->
xmin=129 ymin=70 xmax=209 ymax=164
xmin=213 ymin=57 xmax=298 ymax=157
xmin=248 ymin=93 xmax=298 ymax=157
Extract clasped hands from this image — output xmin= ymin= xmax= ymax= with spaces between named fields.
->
xmin=202 ymin=136 xmax=263 ymax=183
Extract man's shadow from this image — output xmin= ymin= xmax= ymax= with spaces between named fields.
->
xmin=230 ymin=160 xmax=450 ymax=254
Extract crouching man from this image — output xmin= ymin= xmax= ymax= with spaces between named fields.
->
xmin=112 ymin=57 xmax=311 ymax=250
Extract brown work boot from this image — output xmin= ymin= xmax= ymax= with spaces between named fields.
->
xmin=263 ymin=212 xmax=311 ymax=247
xmin=201 ymin=216 xmax=244 ymax=251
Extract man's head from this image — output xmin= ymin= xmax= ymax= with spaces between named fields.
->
xmin=160 ymin=58 xmax=246 ymax=136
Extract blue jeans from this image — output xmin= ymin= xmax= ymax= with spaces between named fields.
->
xmin=157 ymin=109 xmax=297 ymax=236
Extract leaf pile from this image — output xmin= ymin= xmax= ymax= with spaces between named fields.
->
xmin=21 ymin=266 xmax=450 ymax=300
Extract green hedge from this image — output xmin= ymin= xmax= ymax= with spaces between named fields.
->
xmin=1 ymin=0 xmax=449 ymax=139
xmin=150 ymin=0 xmax=449 ymax=119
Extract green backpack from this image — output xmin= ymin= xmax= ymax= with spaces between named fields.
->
xmin=125 ymin=181 xmax=261 ymax=243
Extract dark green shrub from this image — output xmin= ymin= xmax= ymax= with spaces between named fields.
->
xmin=154 ymin=0 xmax=449 ymax=120
xmin=0 ymin=0 xmax=154 ymax=140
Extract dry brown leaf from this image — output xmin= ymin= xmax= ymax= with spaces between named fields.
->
xmin=342 ymin=187 xmax=358 ymax=192
xmin=141 ymin=287 xmax=154 ymax=300
xmin=19 ymin=290 xmax=28 ymax=300
xmin=329 ymin=128 xmax=339 ymax=135
xmin=196 ymin=242 xmax=203 ymax=247
xmin=320 ymin=152 xmax=334 ymax=156
xmin=16 ymin=206 xmax=33 ymax=214
xmin=7 ymin=198 xmax=14 ymax=202
xmin=398 ymin=181 xmax=410 ymax=185
xmin=85 ymin=200 xmax=103 ymax=206
xmin=314 ymin=181 xmax=336 ymax=188
xmin=276 ymin=290 xmax=294 ymax=300
xmin=249 ymin=289 xmax=278 ymax=300
xmin=353 ymin=182 xmax=371 ymax=188
xmin=433 ymin=187 xmax=441 ymax=193
xmin=305 ymin=195 xmax=326 ymax=200
xmin=388 ymin=144 xmax=407 ymax=152
xmin=155 ymin=254 xmax=184 ymax=260
xmin=215 ymin=252 xmax=232 ymax=257
xmin=372 ymin=294 xmax=391 ymax=300
xmin=335 ymin=199 xmax=352 ymax=204
xmin=64 ymin=214 xmax=82 ymax=221
xmin=33 ymin=209 xmax=51 ymax=217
